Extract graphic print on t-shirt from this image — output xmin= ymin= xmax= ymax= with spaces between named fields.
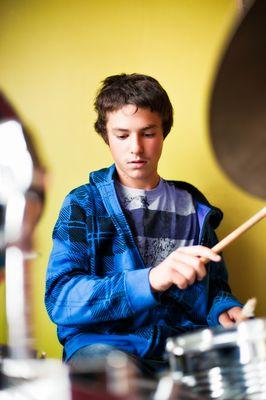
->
xmin=115 ymin=179 xmax=199 ymax=268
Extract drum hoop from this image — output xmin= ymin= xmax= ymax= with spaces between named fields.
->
xmin=166 ymin=318 xmax=266 ymax=355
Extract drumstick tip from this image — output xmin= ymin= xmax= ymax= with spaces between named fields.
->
xmin=239 ymin=297 xmax=257 ymax=321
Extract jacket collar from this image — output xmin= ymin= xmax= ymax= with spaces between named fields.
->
xmin=89 ymin=163 xmax=116 ymax=187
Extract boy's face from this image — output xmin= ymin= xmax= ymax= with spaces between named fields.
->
xmin=106 ymin=105 xmax=164 ymax=189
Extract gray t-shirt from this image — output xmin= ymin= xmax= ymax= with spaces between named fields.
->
xmin=115 ymin=178 xmax=199 ymax=268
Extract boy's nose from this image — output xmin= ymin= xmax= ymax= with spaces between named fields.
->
xmin=130 ymin=135 xmax=144 ymax=154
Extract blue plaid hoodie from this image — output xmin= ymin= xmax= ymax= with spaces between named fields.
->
xmin=45 ymin=164 xmax=242 ymax=361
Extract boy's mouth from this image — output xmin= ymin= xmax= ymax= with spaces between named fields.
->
xmin=128 ymin=160 xmax=147 ymax=167
xmin=128 ymin=159 xmax=147 ymax=163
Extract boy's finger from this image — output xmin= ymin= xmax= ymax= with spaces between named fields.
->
xmin=171 ymin=252 xmax=206 ymax=280
xmin=218 ymin=312 xmax=234 ymax=328
xmin=178 ymin=245 xmax=221 ymax=262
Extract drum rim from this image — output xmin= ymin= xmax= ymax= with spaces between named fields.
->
xmin=166 ymin=318 xmax=266 ymax=355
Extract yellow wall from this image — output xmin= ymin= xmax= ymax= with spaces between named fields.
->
xmin=0 ymin=0 xmax=265 ymax=358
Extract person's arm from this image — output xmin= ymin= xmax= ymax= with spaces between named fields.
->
xmin=45 ymin=192 xmax=158 ymax=327
xmin=148 ymin=226 xmax=242 ymax=327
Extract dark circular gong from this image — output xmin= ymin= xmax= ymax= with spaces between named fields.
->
xmin=209 ymin=0 xmax=266 ymax=199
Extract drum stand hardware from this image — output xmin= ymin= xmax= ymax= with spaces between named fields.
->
xmin=0 ymin=108 xmax=71 ymax=399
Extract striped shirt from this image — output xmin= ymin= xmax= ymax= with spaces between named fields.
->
xmin=115 ymin=178 xmax=199 ymax=268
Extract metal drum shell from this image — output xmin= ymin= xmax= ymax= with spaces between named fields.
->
xmin=166 ymin=318 xmax=266 ymax=377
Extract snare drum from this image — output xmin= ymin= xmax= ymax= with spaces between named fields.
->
xmin=166 ymin=318 xmax=266 ymax=399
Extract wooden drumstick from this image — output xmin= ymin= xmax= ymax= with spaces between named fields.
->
xmin=238 ymin=297 xmax=257 ymax=322
xmin=200 ymin=207 xmax=266 ymax=263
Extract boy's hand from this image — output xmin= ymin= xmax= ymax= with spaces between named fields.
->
xmin=149 ymin=245 xmax=221 ymax=292
xmin=218 ymin=306 xmax=243 ymax=327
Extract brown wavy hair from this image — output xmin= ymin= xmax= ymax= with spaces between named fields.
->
xmin=94 ymin=73 xmax=173 ymax=143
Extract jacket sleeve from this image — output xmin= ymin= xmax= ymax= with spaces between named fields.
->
xmin=205 ymin=224 xmax=243 ymax=327
xmin=45 ymin=191 xmax=158 ymax=327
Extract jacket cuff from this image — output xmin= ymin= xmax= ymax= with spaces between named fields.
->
xmin=207 ymin=293 xmax=243 ymax=327
xmin=125 ymin=268 xmax=159 ymax=314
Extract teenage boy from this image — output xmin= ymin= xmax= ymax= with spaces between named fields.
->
xmin=45 ymin=73 xmax=242 ymax=375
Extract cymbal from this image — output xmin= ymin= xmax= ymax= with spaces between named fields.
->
xmin=209 ymin=0 xmax=266 ymax=199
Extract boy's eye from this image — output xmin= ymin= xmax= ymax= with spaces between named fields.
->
xmin=144 ymin=133 xmax=155 ymax=137
xmin=117 ymin=135 xmax=128 ymax=140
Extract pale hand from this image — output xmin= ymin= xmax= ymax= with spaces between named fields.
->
xmin=218 ymin=306 xmax=243 ymax=327
xmin=149 ymin=245 xmax=221 ymax=292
